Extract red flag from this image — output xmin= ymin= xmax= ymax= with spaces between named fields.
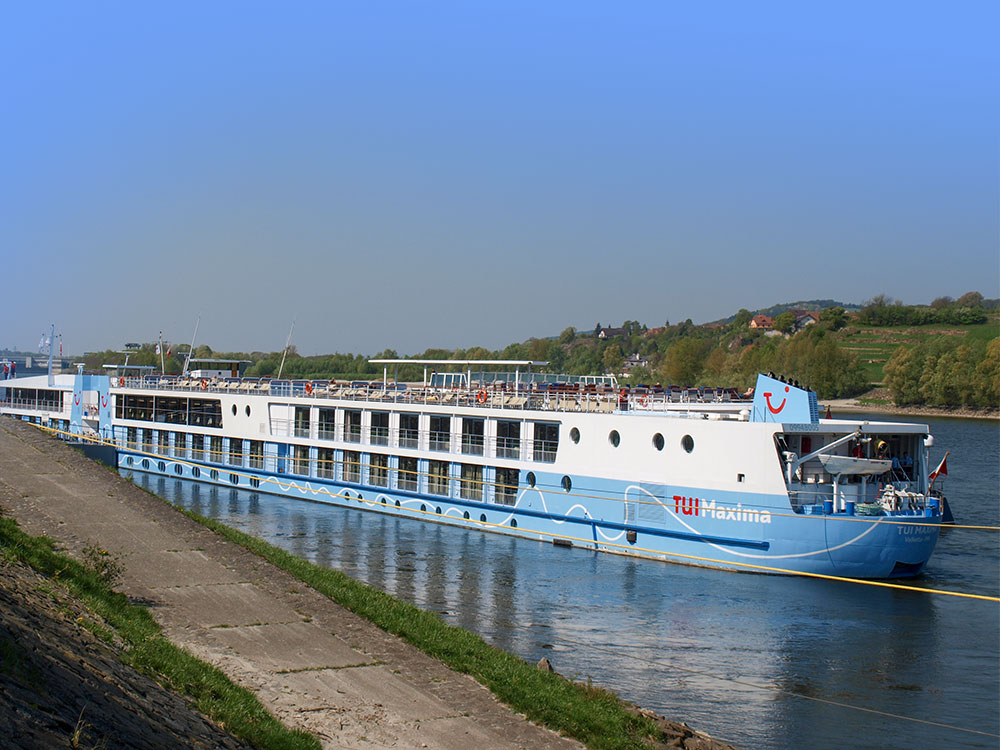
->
xmin=930 ymin=456 xmax=948 ymax=480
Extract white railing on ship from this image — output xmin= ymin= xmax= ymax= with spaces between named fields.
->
xmin=115 ymin=377 xmax=752 ymax=415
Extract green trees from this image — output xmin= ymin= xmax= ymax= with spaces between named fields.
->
xmin=883 ymin=337 xmax=999 ymax=408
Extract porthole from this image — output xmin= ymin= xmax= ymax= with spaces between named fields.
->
xmin=510 ymin=518 xmax=518 ymax=528
xmin=395 ymin=499 xmax=400 ymax=507
xmin=653 ymin=433 xmax=664 ymax=451
xmin=562 ymin=475 xmax=572 ymax=492
xmin=421 ymin=504 xmax=427 ymax=512
xmin=192 ymin=467 xmax=201 ymax=478
xmin=681 ymin=435 xmax=694 ymax=453
xmin=358 ymin=494 xmax=364 ymax=502
xmin=250 ymin=477 xmax=260 ymax=488
xmin=380 ymin=497 xmax=387 ymax=504
xmin=480 ymin=513 xmax=487 ymax=522
xmin=463 ymin=511 xmax=470 ymax=519
xmin=609 ymin=430 xmax=620 ymax=448
xmin=526 ymin=472 xmax=536 ymax=487
xmin=127 ymin=456 xmax=134 ymax=466
xmin=231 ymin=404 xmax=237 ymax=415
xmin=570 ymin=427 xmax=580 ymax=444
xmin=245 ymin=405 xmax=251 ymax=417
xmin=230 ymin=473 xmax=239 ymax=485
xmin=157 ymin=461 xmax=166 ymax=472
xmin=435 ymin=506 xmax=441 ymax=514
xmin=210 ymin=469 xmax=219 ymax=480
xmin=174 ymin=465 xmax=183 ymax=475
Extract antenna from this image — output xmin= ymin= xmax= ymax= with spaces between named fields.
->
xmin=277 ymin=319 xmax=296 ymax=379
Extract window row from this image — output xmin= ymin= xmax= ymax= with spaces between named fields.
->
xmin=285 ymin=408 xmax=558 ymax=463
xmin=117 ymin=395 xmax=223 ymax=428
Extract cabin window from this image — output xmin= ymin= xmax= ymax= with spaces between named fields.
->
xmin=294 ymin=407 xmax=311 ymax=438
xmin=369 ymin=453 xmax=389 ymax=487
xmin=609 ymin=430 xmax=620 ymax=448
xmin=191 ymin=433 xmax=204 ymax=458
xmin=653 ymin=433 xmax=664 ymax=451
xmin=317 ymin=408 xmax=336 ymax=440
xmin=460 ymin=464 xmax=483 ymax=500
xmin=681 ymin=435 xmax=694 ymax=453
xmin=190 ymin=399 xmax=222 ymax=428
xmin=428 ymin=460 xmax=450 ymax=495
xmin=343 ymin=450 xmax=361 ymax=483
xmin=345 ymin=410 xmax=362 ymax=443
xmin=398 ymin=413 xmax=419 ymax=449
xmin=569 ymin=427 xmax=580 ymax=444
xmin=158 ymin=430 xmax=169 ymax=455
xmin=561 ymin=475 xmax=572 ymax=492
xmin=229 ymin=438 xmax=244 ymax=466
xmin=429 ymin=416 xmax=451 ymax=452
xmin=397 ymin=456 xmax=418 ymax=491
xmin=495 ymin=468 xmax=519 ymax=506
xmin=496 ymin=420 xmax=520 ymax=459
xmin=462 ymin=417 xmax=484 ymax=455
xmin=534 ymin=422 xmax=559 ymax=462
xmin=294 ymin=445 xmax=311 ymax=475
xmin=248 ymin=440 xmax=264 ymax=470
xmin=370 ymin=412 xmax=389 ymax=446
xmin=126 ymin=426 xmax=137 ymax=449
xmin=317 ymin=447 xmax=336 ymax=478
xmin=209 ymin=436 xmax=224 ymax=462
xmin=173 ymin=432 xmax=187 ymax=457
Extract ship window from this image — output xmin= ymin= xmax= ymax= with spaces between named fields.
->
xmin=609 ymin=430 xmax=620 ymax=448
xmin=397 ymin=456 xmax=418 ymax=491
xmin=398 ymin=413 xmax=419 ymax=448
xmin=462 ymin=417 xmax=485 ymax=455
xmin=653 ymin=433 xmax=664 ymax=451
xmin=232 ymin=404 xmax=237 ymax=416
xmin=248 ymin=440 xmax=264 ymax=470
xmin=209 ymin=436 xmax=223 ymax=462
xmin=429 ymin=416 xmax=451 ymax=452
xmin=496 ymin=420 xmax=520 ymax=459
xmin=158 ymin=430 xmax=169 ymax=454
xmin=318 ymin=408 xmax=336 ymax=440
xmin=317 ymin=447 xmax=336 ymax=478
xmin=343 ymin=450 xmax=361 ymax=483
xmin=191 ymin=433 xmax=204 ymax=458
xmin=294 ymin=407 xmax=310 ymax=438
xmin=370 ymin=411 xmax=389 ymax=446
xmin=192 ymin=466 xmax=200 ymax=478
xmin=526 ymin=471 xmax=536 ymax=487
xmin=345 ymin=410 xmax=362 ymax=443
xmin=460 ymin=464 xmax=483 ymax=500
xmin=533 ymin=422 xmax=559 ymax=462
xmin=245 ymin=405 xmax=251 ymax=417
xmin=293 ymin=445 xmax=311 ymax=475
xmin=570 ymin=427 xmax=580 ymax=444
xmin=681 ymin=435 xmax=694 ymax=453
xmin=369 ymin=453 xmax=389 ymax=487
xmin=229 ymin=438 xmax=243 ymax=466
xmin=561 ymin=475 xmax=572 ymax=492
xmin=738 ymin=473 xmax=745 ymax=483
xmin=428 ymin=460 xmax=449 ymax=495
xmin=495 ymin=468 xmax=518 ymax=506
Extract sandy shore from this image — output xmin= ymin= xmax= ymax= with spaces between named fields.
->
xmin=820 ymin=398 xmax=998 ymax=421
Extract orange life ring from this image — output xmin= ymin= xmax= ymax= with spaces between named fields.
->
xmin=305 ymin=382 xmax=313 ymax=395
xmin=638 ymin=395 xmax=649 ymax=406
xmin=118 ymin=377 xmax=125 ymax=387
xmin=477 ymin=390 xmax=487 ymax=404
xmin=200 ymin=379 xmax=208 ymax=390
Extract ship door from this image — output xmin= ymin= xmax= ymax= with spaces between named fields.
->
xmin=276 ymin=443 xmax=288 ymax=474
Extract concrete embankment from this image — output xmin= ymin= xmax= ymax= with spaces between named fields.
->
xmin=0 ymin=417 xmax=738 ymax=750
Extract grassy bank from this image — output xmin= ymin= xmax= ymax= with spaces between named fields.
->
xmin=172 ymin=506 xmax=664 ymax=750
xmin=0 ymin=512 xmax=320 ymax=750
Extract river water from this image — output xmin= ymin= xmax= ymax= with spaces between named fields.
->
xmin=125 ymin=414 xmax=999 ymax=749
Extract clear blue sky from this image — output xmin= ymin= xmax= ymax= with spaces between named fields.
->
xmin=3 ymin=2 xmax=997 ymax=356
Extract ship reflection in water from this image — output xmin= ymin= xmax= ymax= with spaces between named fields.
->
xmin=130 ymin=412 xmax=998 ymax=750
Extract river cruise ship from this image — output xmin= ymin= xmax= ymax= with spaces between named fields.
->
xmin=1 ymin=361 xmax=944 ymax=579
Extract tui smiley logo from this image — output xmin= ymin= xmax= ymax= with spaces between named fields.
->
xmin=763 ymin=385 xmax=790 ymax=414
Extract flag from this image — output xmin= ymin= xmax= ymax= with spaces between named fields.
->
xmin=166 ymin=346 xmax=172 ymax=356
xmin=59 ymin=341 xmax=63 ymax=356
xmin=38 ymin=335 xmax=45 ymax=352
xmin=929 ymin=455 xmax=948 ymax=480
xmin=155 ymin=344 xmax=161 ymax=355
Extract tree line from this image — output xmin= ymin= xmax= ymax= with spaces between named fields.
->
xmin=883 ymin=337 xmax=998 ymax=409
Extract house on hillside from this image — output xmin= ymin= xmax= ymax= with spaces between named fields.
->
xmin=622 ymin=352 xmax=650 ymax=375
xmin=750 ymin=315 xmax=774 ymax=330
xmin=598 ymin=327 xmax=626 ymax=339
xmin=790 ymin=310 xmax=820 ymax=332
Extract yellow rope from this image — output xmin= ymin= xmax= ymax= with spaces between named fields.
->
xmin=30 ymin=424 xmax=1000 ymax=602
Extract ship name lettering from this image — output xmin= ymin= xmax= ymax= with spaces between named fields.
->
xmin=673 ymin=496 xmax=771 ymax=524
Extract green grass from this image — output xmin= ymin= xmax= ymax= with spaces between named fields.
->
xmin=173 ymin=507 xmax=663 ymax=750
xmin=0 ymin=515 xmax=319 ymax=750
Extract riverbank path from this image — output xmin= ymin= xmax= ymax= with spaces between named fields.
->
xmin=0 ymin=418 xmax=579 ymax=750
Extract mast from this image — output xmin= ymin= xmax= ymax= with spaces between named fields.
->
xmin=47 ymin=323 xmax=54 ymax=387
xmin=159 ymin=330 xmax=165 ymax=375
xmin=277 ymin=319 xmax=295 ymax=379
xmin=182 ymin=316 xmax=200 ymax=375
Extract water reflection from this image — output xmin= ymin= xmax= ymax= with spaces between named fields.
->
xmin=121 ymin=413 xmax=998 ymax=749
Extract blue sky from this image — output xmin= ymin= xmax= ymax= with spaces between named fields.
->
xmin=2 ymin=2 xmax=997 ymax=356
